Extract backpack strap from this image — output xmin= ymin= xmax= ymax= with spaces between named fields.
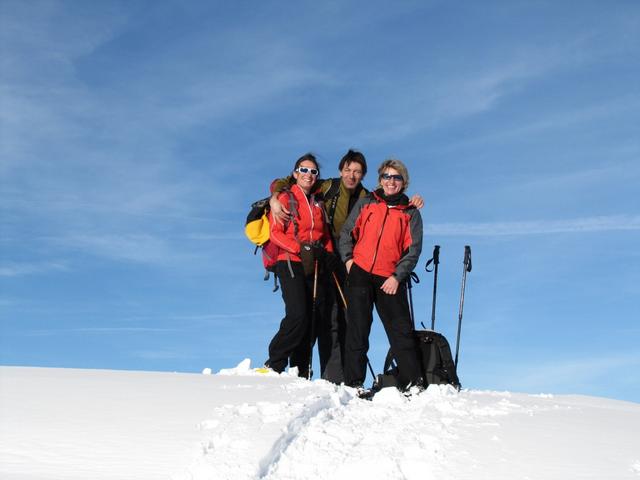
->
xmin=324 ymin=179 xmax=341 ymax=228
xmin=383 ymin=348 xmax=397 ymax=373
xmin=283 ymin=189 xmax=299 ymax=279
xmin=433 ymin=334 xmax=461 ymax=388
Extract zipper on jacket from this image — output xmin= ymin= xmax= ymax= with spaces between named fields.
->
xmin=296 ymin=185 xmax=316 ymax=244
xmin=369 ymin=205 xmax=390 ymax=274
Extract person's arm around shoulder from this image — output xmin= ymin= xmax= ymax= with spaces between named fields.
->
xmin=269 ymin=177 xmax=294 ymax=225
xmin=318 ymin=178 xmax=334 ymax=196
xmin=269 ymin=192 xmax=299 ymax=255
xmin=408 ymin=193 xmax=424 ymax=209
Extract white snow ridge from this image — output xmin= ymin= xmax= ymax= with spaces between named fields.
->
xmin=1 ymin=361 xmax=639 ymax=480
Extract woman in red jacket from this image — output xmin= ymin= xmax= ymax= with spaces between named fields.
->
xmin=339 ymin=159 xmax=424 ymax=393
xmin=265 ymin=153 xmax=336 ymax=377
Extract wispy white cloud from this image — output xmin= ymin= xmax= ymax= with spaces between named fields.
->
xmin=55 ymin=233 xmax=184 ymax=265
xmin=131 ymin=349 xmax=196 ymax=361
xmin=24 ymin=327 xmax=177 ymax=337
xmin=532 ymin=157 xmax=638 ymax=185
xmin=185 ymin=233 xmax=244 ymax=241
xmin=169 ymin=312 xmax=266 ymax=321
xmin=314 ymin=11 xmax=639 ymax=148
xmin=46 ymin=231 xmax=246 ymax=267
xmin=0 ymin=261 xmax=69 ymax=277
xmin=435 ymin=94 xmax=640 ymax=154
xmin=74 ymin=327 xmax=176 ymax=333
xmin=0 ymin=2 xmax=338 ymax=243
xmin=430 ymin=214 xmax=640 ymax=237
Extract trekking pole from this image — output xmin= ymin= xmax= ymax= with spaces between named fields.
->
xmin=332 ymin=271 xmax=376 ymax=381
xmin=454 ymin=246 xmax=472 ymax=368
xmin=407 ymin=272 xmax=420 ymax=329
xmin=425 ymin=245 xmax=440 ymax=330
xmin=332 ymin=272 xmax=348 ymax=311
xmin=308 ymin=259 xmax=319 ymax=380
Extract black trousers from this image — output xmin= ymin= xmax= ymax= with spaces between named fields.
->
xmin=267 ymin=260 xmax=326 ymax=377
xmin=317 ymin=265 xmax=347 ymax=384
xmin=344 ymin=263 xmax=422 ymax=388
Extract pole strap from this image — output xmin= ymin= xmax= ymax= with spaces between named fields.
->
xmin=425 ymin=245 xmax=440 ymax=272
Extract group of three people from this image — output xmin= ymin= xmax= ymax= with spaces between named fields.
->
xmin=264 ymin=150 xmax=425 ymax=391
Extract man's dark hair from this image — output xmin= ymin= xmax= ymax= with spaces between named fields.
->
xmin=338 ymin=149 xmax=367 ymax=176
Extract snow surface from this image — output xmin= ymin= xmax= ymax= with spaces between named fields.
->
xmin=1 ymin=361 xmax=639 ymax=479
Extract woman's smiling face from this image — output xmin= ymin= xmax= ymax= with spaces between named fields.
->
xmin=380 ymin=167 xmax=404 ymax=196
xmin=293 ymin=159 xmax=319 ymax=193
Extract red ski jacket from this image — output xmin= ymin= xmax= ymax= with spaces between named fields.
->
xmin=339 ymin=190 xmax=423 ymax=282
xmin=269 ymin=184 xmax=334 ymax=262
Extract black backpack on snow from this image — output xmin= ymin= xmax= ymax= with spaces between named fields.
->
xmin=376 ymin=330 xmax=460 ymax=390
xmin=415 ymin=330 xmax=460 ymax=387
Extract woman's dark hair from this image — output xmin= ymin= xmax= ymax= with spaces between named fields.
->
xmin=338 ymin=149 xmax=367 ymax=176
xmin=294 ymin=153 xmax=320 ymax=175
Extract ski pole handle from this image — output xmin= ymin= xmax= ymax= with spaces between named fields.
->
xmin=425 ymin=245 xmax=440 ymax=272
xmin=464 ymin=245 xmax=472 ymax=272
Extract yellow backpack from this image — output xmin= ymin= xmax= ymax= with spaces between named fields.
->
xmin=244 ymin=197 xmax=271 ymax=247
xmin=244 ymin=192 xmax=298 ymax=290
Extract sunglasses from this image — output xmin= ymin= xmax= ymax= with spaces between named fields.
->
xmin=296 ymin=166 xmax=319 ymax=176
xmin=381 ymin=173 xmax=404 ymax=182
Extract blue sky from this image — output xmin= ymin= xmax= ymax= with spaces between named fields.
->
xmin=1 ymin=0 xmax=639 ymax=402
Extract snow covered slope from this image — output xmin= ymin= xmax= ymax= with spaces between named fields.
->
xmin=1 ymin=363 xmax=639 ymax=479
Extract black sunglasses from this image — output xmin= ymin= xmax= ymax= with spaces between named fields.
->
xmin=381 ymin=173 xmax=404 ymax=182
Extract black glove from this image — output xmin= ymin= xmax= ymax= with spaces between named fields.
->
xmin=311 ymin=243 xmax=326 ymax=262
xmin=324 ymin=252 xmax=341 ymax=273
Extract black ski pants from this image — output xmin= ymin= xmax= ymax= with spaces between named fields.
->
xmin=268 ymin=260 xmax=326 ymax=377
xmin=318 ymin=264 xmax=347 ymax=384
xmin=344 ymin=263 xmax=422 ymax=389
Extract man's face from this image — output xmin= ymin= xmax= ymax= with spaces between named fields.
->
xmin=340 ymin=161 xmax=364 ymax=191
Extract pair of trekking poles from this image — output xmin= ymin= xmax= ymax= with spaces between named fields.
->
xmin=306 ymin=260 xmax=375 ymax=380
xmin=408 ymin=245 xmax=472 ymax=368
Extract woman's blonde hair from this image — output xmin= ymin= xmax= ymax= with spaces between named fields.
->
xmin=377 ymin=158 xmax=409 ymax=192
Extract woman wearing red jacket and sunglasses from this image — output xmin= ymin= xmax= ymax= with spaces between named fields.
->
xmin=265 ymin=153 xmax=337 ymax=378
xmin=339 ymin=159 xmax=424 ymax=393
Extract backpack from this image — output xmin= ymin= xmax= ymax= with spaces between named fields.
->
xmin=414 ymin=329 xmax=460 ymax=388
xmin=244 ymin=191 xmax=298 ymax=290
xmin=376 ymin=329 xmax=461 ymax=390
